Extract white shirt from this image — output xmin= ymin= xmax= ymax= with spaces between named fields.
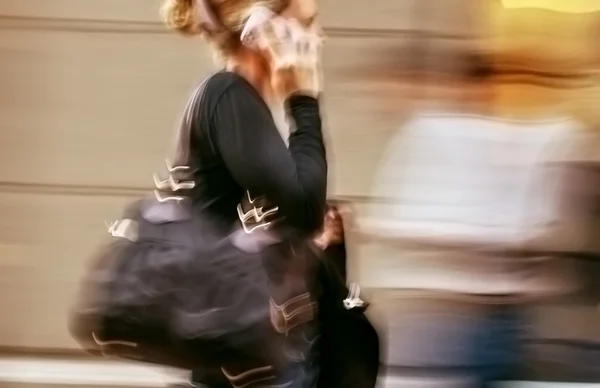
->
xmin=355 ymin=112 xmax=594 ymax=296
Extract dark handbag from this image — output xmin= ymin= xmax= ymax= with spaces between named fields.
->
xmin=315 ymin=242 xmax=381 ymax=388
xmin=69 ymin=76 xmax=282 ymax=370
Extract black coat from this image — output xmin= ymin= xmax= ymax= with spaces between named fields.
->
xmin=315 ymin=240 xmax=381 ymax=388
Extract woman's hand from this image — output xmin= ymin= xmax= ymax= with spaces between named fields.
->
xmin=314 ymin=207 xmax=344 ymax=249
xmin=242 ymin=9 xmax=323 ymax=98
xmin=270 ymin=20 xmax=323 ymax=98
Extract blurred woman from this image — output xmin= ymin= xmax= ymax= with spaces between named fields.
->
xmin=74 ymin=0 xmax=327 ymax=387
xmin=160 ymin=0 xmax=327 ymax=386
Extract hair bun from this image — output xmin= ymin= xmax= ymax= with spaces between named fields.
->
xmin=161 ymin=0 xmax=201 ymax=36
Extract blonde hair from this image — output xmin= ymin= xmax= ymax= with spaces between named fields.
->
xmin=161 ymin=0 xmax=288 ymax=56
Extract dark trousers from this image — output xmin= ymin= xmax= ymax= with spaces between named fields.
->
xmin=466 ymin=305 xmax=524 ymax=387
xmin=411 ymin=304 xmax=525 ymax=388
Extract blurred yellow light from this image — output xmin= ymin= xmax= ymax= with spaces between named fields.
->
xmin=501 ymin=0 xmax=600 ymax=13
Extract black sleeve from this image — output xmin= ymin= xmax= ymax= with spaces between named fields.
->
xmin=211 ymin=82 xmax=327 ymax=232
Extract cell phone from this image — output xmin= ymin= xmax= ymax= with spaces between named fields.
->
xmin=240 ymin=7 xmax=275 ymax=49
xmin=240 ymin=7 xmax=298 ymax=69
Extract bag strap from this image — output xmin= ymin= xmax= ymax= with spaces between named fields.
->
xmin=168 ymin=74 xmax=215 ymax=169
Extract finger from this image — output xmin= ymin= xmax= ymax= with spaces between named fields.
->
xmin=263 ymin=20 xmax=289 ymax=68
xmin=240 ymin=7 xmax=271 ymax=44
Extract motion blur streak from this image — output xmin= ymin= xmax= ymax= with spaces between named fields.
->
xmin=0 ymin=0 xmax=599 ymax=387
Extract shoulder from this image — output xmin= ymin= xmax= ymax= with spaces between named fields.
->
xmin=202 ymin=71 xmax=256 ymax=106
xmin=191 ymin=71 xmax=258 ymax=128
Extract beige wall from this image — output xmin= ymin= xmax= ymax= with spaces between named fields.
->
xmin=6 ymin=0 xmax=598 ymax=353
xmin=0 ymin=0 xmax=482 ymax=349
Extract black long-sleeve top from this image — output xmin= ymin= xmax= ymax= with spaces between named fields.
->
xmin=188 ymin=71 xmax=327 ymax=232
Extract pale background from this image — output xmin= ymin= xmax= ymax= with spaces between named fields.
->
xmin=0 ymin=0 xmax=598 ymax=359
